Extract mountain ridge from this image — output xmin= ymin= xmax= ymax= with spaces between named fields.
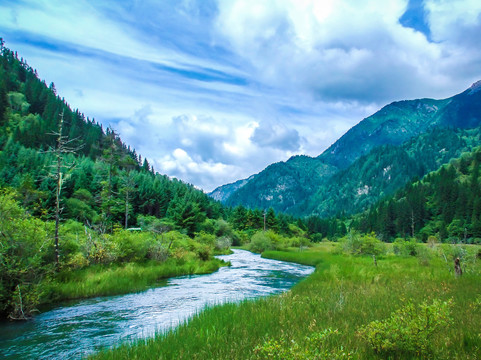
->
xmin=211 ymin=82 xmax=481 ymax=217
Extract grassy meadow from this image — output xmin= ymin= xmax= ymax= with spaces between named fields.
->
xmin=92 ymin=242 xmax=481 ymax=359
xmin=42 ymin=258 xmax=226 ymax=303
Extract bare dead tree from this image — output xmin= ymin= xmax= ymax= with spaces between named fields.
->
xmin=46 ymin=110 xmax=83 ymax=269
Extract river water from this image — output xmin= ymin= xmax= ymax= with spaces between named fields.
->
xmin=0 ymin=249 xmax=314 ymax=359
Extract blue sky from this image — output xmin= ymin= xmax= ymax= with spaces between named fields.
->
xmin=1 ymin=0 xmax=481 ymax=191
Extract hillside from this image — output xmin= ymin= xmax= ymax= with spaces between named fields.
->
xmin=215 ymin=82 xmax=481 ymax=217
xmin=351 ymin=146 xmax=481 ymax=242
xmin=0 ymin=43 xmax=314 ymax=320
xmin=0 ymin=43 xmax=225 ymax=232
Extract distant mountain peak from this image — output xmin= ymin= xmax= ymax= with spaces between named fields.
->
xmin=210 ymin=81 xmax=481 ymax=216
xmin=469 ymin=80 xmax=481 ymax=94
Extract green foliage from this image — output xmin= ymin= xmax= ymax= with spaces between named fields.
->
xmin=110 ymin=230 xmax=152 ymax=262
xmin=392 ymin=238 xmax=419 ymax=256
xmin=223 ymin=86 xmax=481 ymax=219
xmin=215 ymin=236 xmax=232 ymax=252
xmin=340 ymin=231 xmax=386 ymax=256
xmin=248 ymin=232 xmax=274 ymax=253
xmin=357 ymin=299 xmax=453 ymax=357
xmin=254 ymin=328 xmax=352 ymax=360
xmin=0 ymin=192 xmax=54 ymax=318
xmin=93 ymin=244 xmax=481 ymax=360
xmin=353 ymin=147 xmax=481 ymax=242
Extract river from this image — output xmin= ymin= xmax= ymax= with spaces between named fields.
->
xmin=0 ymin=249 xmax=314 ymax=359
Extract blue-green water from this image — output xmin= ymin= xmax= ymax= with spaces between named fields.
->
xmin=0 ymin=249 xmax=314 ymax=359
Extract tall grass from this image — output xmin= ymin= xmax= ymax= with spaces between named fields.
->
xmin=43 ymin=258 xmax=225 ymax=302
xmin=92 ymin=245 xmax=481 ymax=359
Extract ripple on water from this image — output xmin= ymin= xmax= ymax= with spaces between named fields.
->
xmin=0 ymin=249 xmax=314 ymax=359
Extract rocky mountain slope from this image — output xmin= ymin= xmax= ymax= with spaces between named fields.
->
xmin=211 ymin=82 xmax=481 ymax=217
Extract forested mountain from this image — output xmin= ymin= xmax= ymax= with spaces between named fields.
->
xmin=209 ymin=175 xmax=255 ymax=203
xmin=214 ymin=81 xmax=481 ymax=217
xmin=0 ymin=41 xmax=225 ymax=234
xmin=0 ymin=42 xmax=309 ymax=319
xmin=351 ymin=146 xmax=481 ymax=242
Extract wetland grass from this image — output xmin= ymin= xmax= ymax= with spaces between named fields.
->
xmin=92 ymin=244 xmax=481 ymax=359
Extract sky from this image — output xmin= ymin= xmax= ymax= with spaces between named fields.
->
xmin=1 ymin=0 xmax=481 ymax=192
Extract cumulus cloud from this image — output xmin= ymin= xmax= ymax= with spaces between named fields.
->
xmin=2 ymin=0 xmax=481 ymax=191
xmin=215 ymin=0 xmax=481 ymax=102
xmin=113 ymin=108 xmax=299 ymax=191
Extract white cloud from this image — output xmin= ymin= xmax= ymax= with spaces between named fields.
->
xmin=1 ymin=0 xmax=480 ymax=192
xmin=215 ymin=0 xmax=479 ymax=102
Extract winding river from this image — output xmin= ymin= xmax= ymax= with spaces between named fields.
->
xmin=0 ymin=249 xmax=314 ymax=359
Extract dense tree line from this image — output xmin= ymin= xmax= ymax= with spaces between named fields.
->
xmin=351 ymin=148 xmax=481 ymax=243
xmin=0 ymin=40 xmax=226 ymax=233
xmin=0 ymin=41 xmax=318 ymax=319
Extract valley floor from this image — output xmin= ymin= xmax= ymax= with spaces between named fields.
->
xmin=91 ymin=242 xmax=481 ymax=359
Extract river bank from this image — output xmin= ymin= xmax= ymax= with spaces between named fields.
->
xmin=92 ymin=242 xmax=481 ymax=360
xmin=0 ymin=249 xmax=313 ymax=359
xmin=40 ymin=258 xmax=227 ymax=305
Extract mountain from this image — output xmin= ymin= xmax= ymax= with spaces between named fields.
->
xmin=212 ymin=82 xmax=481 ymax=217
xmin=0 ymin=43 xmax=223 ymax=234
xmin=209 ymin=175 xmax=255 ymax=203
xmin=351 ymin=145 xmax=481 ymax=242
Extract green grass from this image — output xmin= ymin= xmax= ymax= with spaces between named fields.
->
xmin=92 ymin=244 xmax=481 ymax=359
xmin=42 ymin=258 xmax=226 ymax=303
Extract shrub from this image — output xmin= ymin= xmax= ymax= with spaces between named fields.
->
xmin=195 ymin=243 xmax=212 ymax=261
xmin=194 ymin=232 xmax=216 ymax=247
xmin=358 ymin=298 xmax=453 ymax=357
xmin=215 ymin=236 xmax=232 ymax=252
xmin=214 ymin=219 xmax=233 ymax=238
xmin=254 ymin=328 xmax=351 ymax=360
xmin=393 ymin=238 xmax=419 ymax=256
xmin=147 ymin=242 xmax=169 ymax=262
xmin=110 ymin=231 xmax=151 ymax=262
xmin=427 ymin=235 xmax=438 ymax=248
xmin=289 ymin=236 xmax=310 ymax=250
xmin=341 ymin=231 xmax=386 ymax=256
xmin=248 ymin=232 xmax=274 ymax=253
xmin=310 ymin=233 xmax=323 ymax=243
xmin=65 ymin=252 xmax=89 ymax=269
xmin=0 ymin=192 xmax=53 ymax=318
xmin=439 ymin=243 xmax=468 ymax=262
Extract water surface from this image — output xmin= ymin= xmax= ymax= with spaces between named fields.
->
xmin=0 ymin=249 xmax=314 ymax=359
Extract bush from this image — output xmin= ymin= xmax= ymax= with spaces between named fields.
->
xmin=147 ymin=242 xmax=169 ymax=262
xmin=341 ymin=231 xmax=386 ymax=256
xmin=194 ymin=232 xmax=216 ymax=247
xmin=232 ymin=230 xmax=248 ymax=246
xmin=310 ymin=233 xmax=324 ymax=243
xmin=289 ymin=236 xmax=310 ymax=250
xmin=254 ymin=328 xmax=351 ymax=360
xmin=416 ymin=246 xmax=433 ymax=266
xmin=358 ymin=298 xmax=453 ymax=357
xmin=110 ymin=231 xmax=151 ymax=262
xmin=0 ymin=192 xmax=53 ymax=319
xmin=248 ymin=232 xmax=274 ymax=253
xmin=439 ymin=244 xmax=468 ymax=262
xmin=195 ymin=243 xmax=211 ymax=261
xmin=65 ymin=252 xmax=89 ymax=269
xmin=215 ymin=236 xmax=232 ymax=252
xmin=427 ymin=235 xmax=438 ymax=248
xmin=393 ymin=238 xmax=419 ymax=256
xmin=214 ymin=219 xmax=233 ymax=238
